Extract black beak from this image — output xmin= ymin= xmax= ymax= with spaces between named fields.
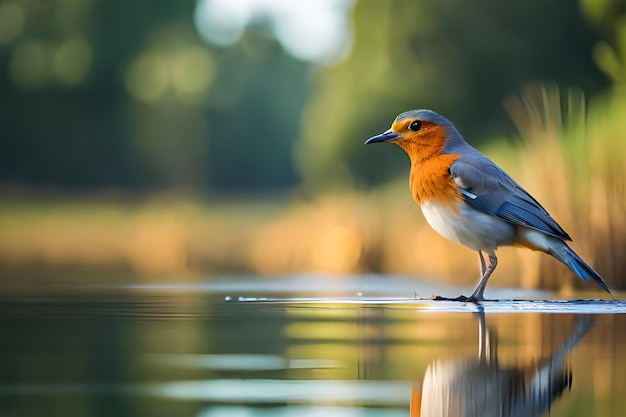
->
xmin=364 ymin=129 xmax=399 ymax=145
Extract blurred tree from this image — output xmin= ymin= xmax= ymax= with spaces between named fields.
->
xmin=0 ymin=0 xmax=308 ymax=193
xmin=204 ymin=30 xmax=309 ymax=192
xmin=296 ymin=0 xmax=609 ymax=191
xmin=0 ymin=0 xmax=615 ymax=195
xmin=579 ymin=0 xmax=626 ymax=31
xmin=580 ymin=0 xmax=626 ymax=86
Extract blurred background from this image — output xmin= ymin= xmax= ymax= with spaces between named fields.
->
xmin=1 ymin=0 xmax=625 ymax=291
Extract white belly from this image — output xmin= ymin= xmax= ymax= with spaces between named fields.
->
xmin=421 ymin=200 xmax=516 ymax=252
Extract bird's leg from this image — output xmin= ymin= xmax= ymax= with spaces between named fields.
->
xmin=468 ymin=253 xmax=498 ymax=302
xmin=476 ymin=309 xmax=497 ymax=363
xmin=478 ymin=251 xmax=486 ymax=276
xmin=431 ymin=252 xmax=496 ymax=303
xmin=476 ymin=309 xmax=488 ymax=361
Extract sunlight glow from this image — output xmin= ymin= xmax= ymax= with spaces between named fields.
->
xmin=124 ymin=46 xmax=215 ymax=103
xmin=194 ymin=0 xmax=355 ymax=64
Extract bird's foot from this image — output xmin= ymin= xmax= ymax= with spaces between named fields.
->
xmin=431 ymin=294 xmax=483 ymax=303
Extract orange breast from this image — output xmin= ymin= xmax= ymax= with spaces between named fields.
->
xmin=409 ymin=153 xmax=461 ymax=209
xmin=391 ymin=122 xmax=462 ymax=209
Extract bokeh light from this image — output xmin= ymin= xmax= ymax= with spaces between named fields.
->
xmin=0 ymin=1 xmax=24 ymax=45
xmin=125 ymin=46 xmax=215 ymax=104
xmin=9 ymin=40 xmax=51 ymax=88
xmin=52 ymin=37 xmax=93 ymax=86
xmin=125 ymin=52 xmax=170 ymax=103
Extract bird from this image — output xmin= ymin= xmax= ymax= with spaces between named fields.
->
xmin=412 ymin=312 xmax=594 ymax=416
xmin=365 ymin=109 xmax=610 ymax=301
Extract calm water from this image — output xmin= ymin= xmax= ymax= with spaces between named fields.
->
xmin=0 ymin=274 xmax=624 ymax=417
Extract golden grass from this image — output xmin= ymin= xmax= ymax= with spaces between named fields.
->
xmin=503 ymin=84 xmax=626 ymax=291
xmin=0 ymin=189 xmax=526 ymax=288
xmin=0 ymin=85 xmax=623 ymax=291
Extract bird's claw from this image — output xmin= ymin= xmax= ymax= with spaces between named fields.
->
xmin=431 ymin=294 xmax=483 ymax=303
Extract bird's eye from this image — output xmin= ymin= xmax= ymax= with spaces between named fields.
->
xmin=408 ymin=120 xmax=422 ymax=132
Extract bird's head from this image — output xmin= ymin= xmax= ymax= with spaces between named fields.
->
xmin=365 ymin=109 xmax=463 ymax=159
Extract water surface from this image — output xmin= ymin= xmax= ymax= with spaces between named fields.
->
xmin=0 ymin=275 xmax=623 ymax=416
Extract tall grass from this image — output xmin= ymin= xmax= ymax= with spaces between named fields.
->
xmin=504 ymin=84 xmax=625 ymax=291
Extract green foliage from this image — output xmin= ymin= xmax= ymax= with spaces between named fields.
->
xmin=0 ymin=0 xmax=618 ymax=196
xmin=0 ymin=0 xmax=309 ymax=193
xmin=582 ymin=0 xmax=626 ymax=87
xmin=297 ymin=0 xmax=608 ymax=191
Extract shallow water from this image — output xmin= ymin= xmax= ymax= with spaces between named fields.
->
xmin=0 ymin=275 xmax=624 ymax=417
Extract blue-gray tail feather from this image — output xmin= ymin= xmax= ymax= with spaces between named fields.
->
xmin=553 ymin=244 xmax=610 ymax=294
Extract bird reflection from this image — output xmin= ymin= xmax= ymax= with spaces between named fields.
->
xmin=411 ymin=312 xmax=594 ymax=417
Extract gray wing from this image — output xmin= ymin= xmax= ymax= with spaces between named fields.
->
xmin=449 ymin=155 xmax=572 ymax=241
